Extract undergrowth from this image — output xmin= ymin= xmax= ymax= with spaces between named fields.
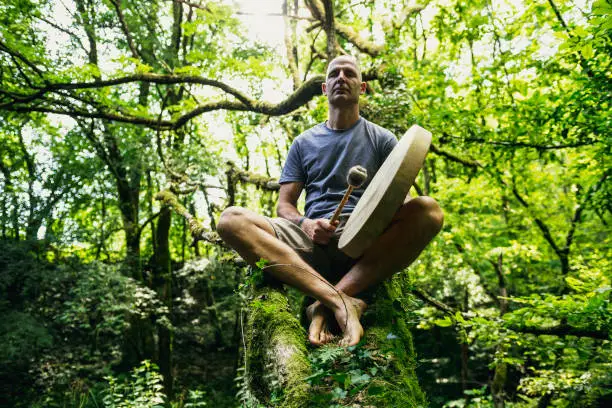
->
xmin=306 ymin=342 xmax=392 ymax=407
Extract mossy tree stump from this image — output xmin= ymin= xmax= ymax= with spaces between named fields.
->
xmin=240 ymin=277 xmax=427 ymax=407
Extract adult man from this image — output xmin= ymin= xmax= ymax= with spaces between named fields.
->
xmin=217 ymin=56 xmax=443 ymax=346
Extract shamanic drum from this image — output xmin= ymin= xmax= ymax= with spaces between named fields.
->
xmin=338 ymin=125 xmax=432 ymax=258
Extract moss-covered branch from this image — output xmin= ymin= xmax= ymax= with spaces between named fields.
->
xmin=0 ymin=56 xmax=326 ymax=129
xmin=307 ymin=0 xmax=384 ymax=56
xmin=226 ymin=161 xmax=281 ymax=191
xmin=242 ymin=278 xmax=427 ymax=406
xmin=155 ymin=189 xmax=222 ymax=245
xmin=242 ymin=286 xmax=312 ymax=407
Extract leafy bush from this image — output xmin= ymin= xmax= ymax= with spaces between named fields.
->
xmin=103 ymin=360 xmax=166 ymax=408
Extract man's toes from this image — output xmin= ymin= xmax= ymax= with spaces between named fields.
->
xmin=321 ymin=330 xmax=334 ymax=344
xmin=309 ymin=332 xmax=323 ymax=346
xmin=340 ymin=333 xmax=360 ymax=347
xmin=308 ymin=317 xmax=325 ymax=346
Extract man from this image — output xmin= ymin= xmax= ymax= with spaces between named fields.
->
xmin=217 ymin=55 xmax=443 ymax=346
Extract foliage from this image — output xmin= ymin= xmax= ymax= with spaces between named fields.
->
xmin=103 ymin=360 xmax=166 ymax=408
xmin=306 ymin=343 xmax=391 ymax=406
xmin=102 ymin=360 xmax=209 ymax=408
xmin=0 ymin=0 xmax=610 ymax=406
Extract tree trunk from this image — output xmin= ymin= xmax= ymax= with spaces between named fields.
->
xmin=117 ymin=179 xmax=141 ymax=280
xmin=153 ymin=206 xmax=174 ymax=397
xmin=11 ymin=193 xmax=19 ymax=240
xmin=1 ymin=194 xmax=6 ymax=239
xmin=25 ymin=218 xmax=41 ymax=241
xmin=241 ymin=279 xmax=426 ymax=407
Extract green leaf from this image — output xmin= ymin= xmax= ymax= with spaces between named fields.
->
xmin=581 ymin=43 xmax=594 ymax=59
xmin=434 ymin=317 xmax=453 ymax=327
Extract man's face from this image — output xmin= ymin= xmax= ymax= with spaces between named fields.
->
xmin=322 ymin=57 xmax=366 ymax=107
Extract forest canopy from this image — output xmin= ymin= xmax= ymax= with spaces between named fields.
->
xmin=0 ymin=0 xmax=610 ymax=407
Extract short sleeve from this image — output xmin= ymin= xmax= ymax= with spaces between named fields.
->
xmin=279 ymin=140 xmax=305 ymax=184
xmin=380 ymin=132 xmax=398 ymax=162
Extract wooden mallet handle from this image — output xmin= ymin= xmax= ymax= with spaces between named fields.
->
xmin=329 ymin=166 xmax=368 ymax=225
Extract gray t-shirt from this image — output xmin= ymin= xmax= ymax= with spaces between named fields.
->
xmin=280 ymin=117 xmax=397 ymax=219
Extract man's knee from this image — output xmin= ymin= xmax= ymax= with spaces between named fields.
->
xmin=217 ymin=206 xmax=250 ymax=238
xmin=402 ymin=196 xmax=444 ymax=232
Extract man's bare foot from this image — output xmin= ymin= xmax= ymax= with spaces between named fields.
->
xmin=330 ymin=292 xmax=367 ymax=347
xmin=306 ymin=302 xmax=335 ymax=346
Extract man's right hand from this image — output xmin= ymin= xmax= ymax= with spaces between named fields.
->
xmin=301 ymin=218 xmax=338 ymax=245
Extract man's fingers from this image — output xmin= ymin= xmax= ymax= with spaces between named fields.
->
xmin=316 ymin=219 xmax=336 ymax=232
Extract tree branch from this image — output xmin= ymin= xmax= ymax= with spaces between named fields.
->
xmin=307 ymin=0 xmax=383 ymax=56
xmin=454 ymin=242 xmax=500 ymax=307
xmin=74 ymin=0 xmax=99 ymax=67
xmin=458 ymin=137 xmax=598 ymax=150
xmin=109 ymin=0 xmax=141 ymax=60
xmin=168 ymin=0 xmax=211 ymax=13
xmin=35 ymin=73 xmax=254 ymax=106
xmin=155 ymin=189 xmax=224 ymax=246
xmin=564 ymin=170 xmax=610 ymax=253
xmin=283 ymin=0 xmax=301 ymax=89
xmin=236 ymin=11 xmax=315 ymax=21
xmin=0 ymin=40 xmax=45 ymax=77
xmin=35 ymin=15 xmax=87 ymax=53
xmin=490 ymin=253 xmax=508 ymax=315
xmin=411 ymin=288 xmax=456 ymax=315
xmin=546 ymin=0 xmax=593 ymax=78
xmin=137 ymin=210 xmax=162 ymax=239
xmin=226 ymin=161 xmax=280 ymax=191
xmin=3 ymin=74 xmax=327 ymax=129
xmin=511 ymin=184 xmax=564 ymax=260
xmin=430 ymin=143 xmax=482 ymax=169
xmin=508 ymin=324 xmax=609 ymax=340
xmin=322 ymin=0 xmax=337 ymax=59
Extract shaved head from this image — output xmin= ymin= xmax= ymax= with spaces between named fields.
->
xmin=326 ymin=55 xmax=362 ymax=81
xmin=322 ymin=55 xmax=366 ymax=108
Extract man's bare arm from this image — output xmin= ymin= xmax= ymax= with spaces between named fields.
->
xmin=277 ymin=182 xmax=305 ymax=224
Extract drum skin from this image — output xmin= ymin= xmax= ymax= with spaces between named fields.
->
xmin=338 ymin=125 xmax=432 ymax=258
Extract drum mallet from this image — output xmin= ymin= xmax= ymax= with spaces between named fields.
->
xmin=329 ymin=165 xmax=368 ymax=224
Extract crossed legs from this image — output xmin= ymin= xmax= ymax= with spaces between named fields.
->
xmin=216 ymin=207 xmax=365 ymax=346
xmin=304 ymin=195 xmax=443 ymax=344
xmin=217 ymin=196 xmax=443 ymax=346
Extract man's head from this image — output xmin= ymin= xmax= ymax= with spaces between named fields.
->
xmin=322 ymin=55 xmax=366 ymax=107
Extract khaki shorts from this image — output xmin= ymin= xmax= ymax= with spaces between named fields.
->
xmin=265 ymin=215 xmax=358 ymax=284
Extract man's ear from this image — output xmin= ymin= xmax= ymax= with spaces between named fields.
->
xmin=360 ymin=82 xmax=366 ymax=94
xmin=322 ymin=82 xmax=327 ymax=95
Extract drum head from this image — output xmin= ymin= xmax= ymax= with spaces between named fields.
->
xmin=338 ymin=125 xmax=432 ymax=258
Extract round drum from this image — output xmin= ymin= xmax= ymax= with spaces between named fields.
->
xmin=338 ymin=125 xmax=432 ymax=258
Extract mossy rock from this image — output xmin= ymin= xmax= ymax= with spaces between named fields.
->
xmin=241 ymin=279 xmax=426 ymax=407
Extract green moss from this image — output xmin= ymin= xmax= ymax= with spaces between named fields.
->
xmin=244 ymin=286 xmax=312 ymax=407
xmin=361 ymin=281 xmax=426 ymax=407
xmin=243 ymin=276 xmax=427 ymax=407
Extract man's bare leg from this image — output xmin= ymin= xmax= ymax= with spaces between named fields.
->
xmin=338 ymin=196 xmax=444 ymax=295
xmin=307 ymin=196 xmax=443 ymax=343
xmin=217 ymin=206 xmax=365 ymax=346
